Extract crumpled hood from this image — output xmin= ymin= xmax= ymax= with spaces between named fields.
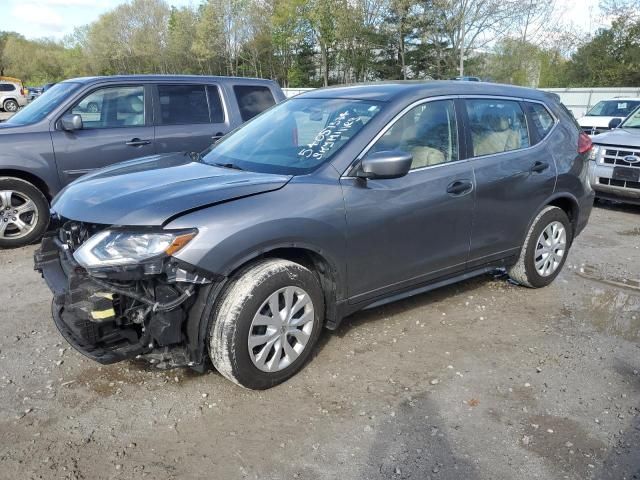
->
xmin=591 ymin=128 xmax=640 ymax=148
xmin=52 ymin=153 xmax=292 ymax=226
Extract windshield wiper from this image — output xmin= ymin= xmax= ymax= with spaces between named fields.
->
xmin=213 ymin=162 xmax=244 ymax=171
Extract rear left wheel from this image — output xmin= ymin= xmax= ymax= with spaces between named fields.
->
xmin=209 ymin=258 xmax=324 ymax=389
xmin=509 ymin=206 xmax=572 ymax=288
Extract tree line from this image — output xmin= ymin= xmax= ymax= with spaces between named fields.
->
xmin=0 ymin=0 xmax=639 ymax=88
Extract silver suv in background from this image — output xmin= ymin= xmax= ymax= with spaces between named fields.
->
xmin=589 ymin=105 xmax=640 ymax=205
xmin=0 ymin=76 xmax=29 ymax=112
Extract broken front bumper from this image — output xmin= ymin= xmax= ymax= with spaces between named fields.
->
xmin=34 ymin=232 xmax=215 ymax=368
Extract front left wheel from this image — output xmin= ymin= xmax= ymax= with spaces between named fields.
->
xmin=209 ymin=258 xmax=324 ymax=389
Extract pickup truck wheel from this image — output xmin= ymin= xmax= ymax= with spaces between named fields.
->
xmin=3 ymin=99 xmax=18 ymax=112
xmin=209 ymin=259 xmax=324 ymax=389
xmin=0 ymin=178 xmax=49 ymax=248
xmin=509 ymin=206 xmax=572 ymax=288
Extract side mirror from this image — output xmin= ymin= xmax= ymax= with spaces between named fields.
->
xmin=357 ymin=150 xmax=413 ymax=180
xmin=608 ymin=117 xmax=623 ymax=129
xmin=60 ymin=114 xmax=83 ymax=131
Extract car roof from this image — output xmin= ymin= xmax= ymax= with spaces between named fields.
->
xmin=61 ymin=75 xmax=278 ymax=85
xmin=296 ymin=80 xmax=555 ymax=103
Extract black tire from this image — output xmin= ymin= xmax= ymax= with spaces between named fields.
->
xmin=3 ymin=99 xmax=18 ymax=112
xmin=0 ymin=177 xmax=49 ymax=248
xmin=509 ymin=206 xmax=573 ymax=288
xmin=209 ymin=258 xmax=324 ymax=389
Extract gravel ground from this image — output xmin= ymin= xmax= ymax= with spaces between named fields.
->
xmin=0 ymin=111 xmax=15 ymax=122
xmin=0 ymin=201 xmax=639 ymax=480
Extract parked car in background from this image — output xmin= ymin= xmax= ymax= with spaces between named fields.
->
xmin=578 ymin=97 xmax=640 ymax=135
xmin=589 ymin=105 xmax=640 ymax=205
xmin=0 ymin=76 xmax=29 ymax=112
xmin=28 ymin=86 xmax=44 ymax=102
xmin=452 ymin=76 xmax=481 ymax=81
xmin=35 ymin=81 xmax=594 ymax=389
xmin=0 ymin=75 xmax=284 ymax=247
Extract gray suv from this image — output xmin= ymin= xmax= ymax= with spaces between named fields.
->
xmin=35 ymin=81 xmax=594 ymax=389
xmin=0 ymin=75 xmax=284 ymax=247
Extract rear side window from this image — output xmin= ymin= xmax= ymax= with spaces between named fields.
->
xmin=207 ymin=86 xmax=225 ymax=123
xmin=525 ymin=102 xmax=555 ymax=142
xmin=233 ymin=85 xmax=275 ymax=121
xmin=158 ymin=84 xmax=209 ymax=125
xmin=0 ymin=84 xmax=16 ymax=92
xmin=466 ymin=99 xmax=530 ymax=157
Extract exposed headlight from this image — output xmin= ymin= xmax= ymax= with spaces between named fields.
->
xmin=588 ymin=145 xmax=601 ymax=161
xmin=74 ymin=229 xmax=197 ymax=269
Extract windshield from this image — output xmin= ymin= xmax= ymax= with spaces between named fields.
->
xmin=202 ymin=97 xmax=383 ymax=175
xmin=621 ymin=106 xmax=640 ymax=128
xmin=586 ymin=99 xmax=640 ymax=117
xmin=6 ymin=82 xmax=80 ymax=125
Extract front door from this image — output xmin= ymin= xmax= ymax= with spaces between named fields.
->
xmin=51 ymin=84 xmax=154 ymax=185
xmin=340 ymin=99 xmax=475 ymax=303
xmin=463 ymin=97 xmax=557 ymax=268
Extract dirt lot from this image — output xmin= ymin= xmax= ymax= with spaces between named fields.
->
xmin=0 ymin=111 xmax=14 ymax=122
xmin=0 ymin=201 xmax=638 ymax=480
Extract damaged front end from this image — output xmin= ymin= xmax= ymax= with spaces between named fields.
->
xmin=34 ymin=219 xmax=218 ymax=370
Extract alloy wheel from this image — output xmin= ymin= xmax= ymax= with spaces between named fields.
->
xmin=0 ymin=190 xmax=38 ymax=240
xmin=248 ymin=286 xmax=315 ymax=373
xmin=534 ymin=221 xmax=566 ymax=277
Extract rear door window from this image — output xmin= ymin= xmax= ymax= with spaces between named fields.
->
xmin=70 ymin=86 xmax=145 ymax=129
xmin=525 ymin=102 xmax=555 ymax=143
xmin=158 ymin=84 xmax=210 ymax=125
xmin=466 ymin=99 xmax=530 ymax=157
xmin=233 ymin=85 xmax=275 ymax=121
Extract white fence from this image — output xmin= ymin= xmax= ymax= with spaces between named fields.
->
xmin=283 ymin=86 xmax=640 ymax=118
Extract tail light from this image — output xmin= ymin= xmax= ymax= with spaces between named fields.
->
xmin=578 ymin=132 xmax=592 ymax=154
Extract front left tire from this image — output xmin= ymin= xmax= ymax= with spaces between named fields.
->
xmin=209 ymin=258 xmax=324 ymax=389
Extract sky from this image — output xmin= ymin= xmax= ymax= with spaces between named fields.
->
xmin=0 ymin=0 xmax=605 ymax=41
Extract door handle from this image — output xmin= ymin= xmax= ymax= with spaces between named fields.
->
xmin=530 ymin=161 xmax=549 ymax=173
xmin=446 ymin=180 xmax=473 ymax=196
xmin=126 ymin=138 xmax=151 ymax=147
xmin=211 ymin=131 xmax=224 ymax=142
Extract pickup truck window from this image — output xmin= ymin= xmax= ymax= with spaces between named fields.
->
xmin=158 ymin=84 xmax=210 ymax=125
xmin=5 ymin=82 xmax=79 ymax=125
xmin=203 ymin=97 xmax=382 ymax=175
xmin=233 ymin=85 xmax=276 ymax=121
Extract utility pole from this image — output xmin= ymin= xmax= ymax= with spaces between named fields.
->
xmin=459 ymin=19 xmax=465 ymax=77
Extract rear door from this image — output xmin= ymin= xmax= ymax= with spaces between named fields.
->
xmin=51 ymin=84 xmax=154 ymax=185
xmin=153 ymin=83 xmax=230 ymax=154
xmin=464 ymin=97 xmax=557 ymax=268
